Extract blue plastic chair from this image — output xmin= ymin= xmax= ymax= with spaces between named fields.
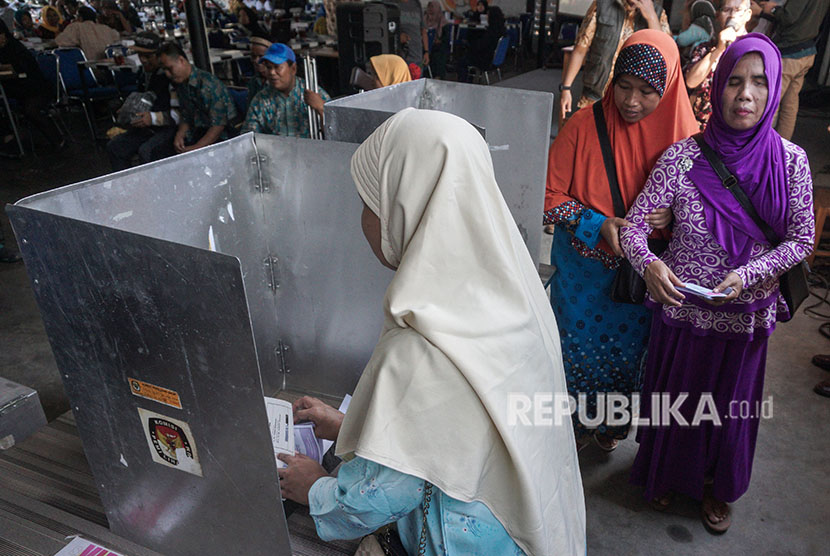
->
xmin=469 ymin=35 xmax=511 ymax=85
xmin=228 ymin=87 xmax=248 ymax=118
xmin=54 ymin=48 xmax=120 ymax=140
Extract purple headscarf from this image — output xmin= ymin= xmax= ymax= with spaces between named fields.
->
xmin=688 ymin=33 xmax=788 ymax=267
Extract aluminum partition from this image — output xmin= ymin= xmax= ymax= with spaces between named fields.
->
xmin=7 ymin=127 xmax=544 ymax=554
xmin=324 ymin=79 xmax=554 ymax=263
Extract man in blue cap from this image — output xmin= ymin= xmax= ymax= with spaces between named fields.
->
xmin=242 ymin=43 xmax=330 ymax=138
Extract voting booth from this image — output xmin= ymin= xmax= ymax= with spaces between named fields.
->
xmin=8 ymin=88 xmax=553 ymax=555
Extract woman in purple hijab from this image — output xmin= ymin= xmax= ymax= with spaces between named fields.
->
xmin=619 ymin=33 xmax=814 ymax=534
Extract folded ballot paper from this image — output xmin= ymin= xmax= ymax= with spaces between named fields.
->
xmin=675 ymin=283 xmax=733 ymax=301
xmin=53 ymin=537 xmax=124 ymax=556
xmin=265 ymin=396 xmax=351 ymax=468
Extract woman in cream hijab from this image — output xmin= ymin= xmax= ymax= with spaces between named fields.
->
xmin=277 ymin=108 xmax=585 ymax=555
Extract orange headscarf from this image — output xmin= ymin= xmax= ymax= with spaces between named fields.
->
xmin=370 ymin=54 xmax=412 ymax=87
xmin=545 ymin=30 xmax=698 ymax=254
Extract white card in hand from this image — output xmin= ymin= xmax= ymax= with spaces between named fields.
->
xmin=676 ymin=283 xmax=732 ymax=300
xmin=264 ymin=397 xmax=294 ymax=468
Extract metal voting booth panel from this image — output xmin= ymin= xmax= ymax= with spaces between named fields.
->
xmin=7 ymin=103 xmax=551 ymax=553
xmin=8 ymin=134 xmax=389 ymax=556
xmin=324 ymin=78 xmax=554 ymax=263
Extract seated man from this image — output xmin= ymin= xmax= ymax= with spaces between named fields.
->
xmin=56 ymin=6 xmax=120 ymax=60
xmin=246 ymin=36 xmax=271 ymax=107
xmin=106 ymin=32 xmax=177 ymax=170
xmin=158 ymin=42 xmax=237 ymax=154
xmin=242 ymin=43 xmax=329 ymax=138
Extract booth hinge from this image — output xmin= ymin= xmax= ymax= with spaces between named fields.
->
xmin=277 ymin=340 xmax=290 ymax=374
xmin=251 ymin=154 xmax=270 ymax=193
xmin=264 ymin=256 xmax=280 ymax=291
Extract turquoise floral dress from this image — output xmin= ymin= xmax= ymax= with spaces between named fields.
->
xmin=308 ymin=457 xmax=524 ymax=555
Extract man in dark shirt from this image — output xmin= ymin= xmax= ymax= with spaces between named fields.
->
xmin=753 ymin=0 xmax=830 ymax=140
xmin=119 ymin=0 xmax=143 ymax=29
xmin=106 ymin=32 xmax=177 ymax=170
xmin=159 ymin=41 xmax=237 ymax=153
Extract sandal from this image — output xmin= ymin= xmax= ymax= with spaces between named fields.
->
xmin=701 ymin=487 xmax=731 ymax=534
xmin=594 ymin=433 xmax=618 ymax=452
xmin=650 ymin=493 xmax=673 ymax=512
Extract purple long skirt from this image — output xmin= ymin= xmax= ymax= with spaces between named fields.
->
xmin=630 ymin=310 xmax=769 ymax=503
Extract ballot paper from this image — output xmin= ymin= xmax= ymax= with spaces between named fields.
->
xmin=264 ymin=397 xmax=324 ymax=468
xmin=676 ymin=283 xmax=733 ymax=301
xmin=53 ymin=537 xmax=124 ymax=556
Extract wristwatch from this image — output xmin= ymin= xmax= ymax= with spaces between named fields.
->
xmin=559 ymin=84 xmax=572 ymax=92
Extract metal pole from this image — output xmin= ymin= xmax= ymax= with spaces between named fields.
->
xmin=312 ymin=57 xmax=320 ymax=139
xmin=536 ymin=0 xmax=547 ymax=69
xmin=161 ymin=0 xmax=174 ymax=30
xmin=184 ymin=0 xmax=211 ymax=73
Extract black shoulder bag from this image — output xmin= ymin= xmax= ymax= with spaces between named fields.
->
xmin=592 ymin=103 xmax=669 ymax=304
xmin=693 ymin=134 xmax=809 ymax=321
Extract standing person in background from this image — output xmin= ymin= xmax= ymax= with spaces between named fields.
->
xmin=544 ymin=30 xmax=699 ymax=450
xmin=390 ymin=0 xmax=429 ymax=72
xmin=752 ymin=0 xmax=830 ymax=140
xmin=158 ymin=42 xmax=237 ymax=154
xmin=424 ymin=0 xmax=449 ymax=78
xmin=685 ymin=0 xmax=752 ymax=130
xmin=673 ymin=0 xmax=715 ymax=50
xmin=559 ymin=0 xmax=670 ymax=125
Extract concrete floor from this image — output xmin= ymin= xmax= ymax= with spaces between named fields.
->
xmin=1 ymin=80 xmax=829 ymax=554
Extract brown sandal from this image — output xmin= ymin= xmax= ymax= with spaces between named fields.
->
xmin=650 ymin=493 xmax=673 ymax=512
xmin=701 ymin=488 xmax=731 ymax=534
xmin=594 ymin=433 xmax=618 ymax=452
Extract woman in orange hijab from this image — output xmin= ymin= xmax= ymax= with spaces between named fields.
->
xmin=544 ymin=29 xmax=698 ymax=451
xmin=367 ymin=54 xmax=412 ymax=88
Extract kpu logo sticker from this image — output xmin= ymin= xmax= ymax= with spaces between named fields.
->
xmin=138 ymin=408 xmax=203 ymax=476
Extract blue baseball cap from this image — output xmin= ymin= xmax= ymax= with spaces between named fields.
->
xmin=259 ymin=43 xmax=296 ymax=66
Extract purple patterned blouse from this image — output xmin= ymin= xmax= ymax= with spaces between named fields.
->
xmin=620 ymin=137 xmax=815 ymax=340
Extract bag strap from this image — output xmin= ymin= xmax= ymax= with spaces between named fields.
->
xmin=593 ymin=102 xmax=626 ymax=218
xmin=416 ymin=482 xmax=432 ymax=556
xmin=692 ymin=133 xmax=781 ymax=246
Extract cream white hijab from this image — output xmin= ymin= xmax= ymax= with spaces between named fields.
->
xmin=338 ymin=108 xmax=586 ymax=556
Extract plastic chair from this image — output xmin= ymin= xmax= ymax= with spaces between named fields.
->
xmin=35 ymin=52 xmax=72 ymax=141
xmin=468 ymin=35 xmax=510 ymax=85
xmin=104 ymin=44 xmax=140 ymax=95
xmin=54 ymin=47 xmax=120 ymax=141
xmin=228 ymin=87 xmax=248 ymax=119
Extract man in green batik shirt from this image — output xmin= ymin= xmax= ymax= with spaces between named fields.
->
xmin=246 ymin=36 xmax=271 ymax=111
xmin=242 ymin=43 xmax=330 ymax=138
xmin=158 ymin=42 xmax=237 ymax=153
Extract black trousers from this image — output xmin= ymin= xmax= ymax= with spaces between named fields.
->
xmin=106 ymin=127 xmax=176 ymax=171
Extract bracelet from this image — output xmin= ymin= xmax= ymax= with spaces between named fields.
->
xmin=559 ymin=84 xmax=572 ymax=91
